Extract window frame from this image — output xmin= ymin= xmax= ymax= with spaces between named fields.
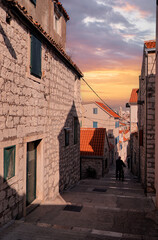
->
xmin=30 ymin=0 xmax=36 ymax=6
xmin=93 ymin=121 xmax=98 ymax=128
xmin=93 ymin=108 xmax=98 ymax=114
xmin=30 ymin=34 xmax=42 ymax=79
xmin=4 ymin=145 xmax=16 ymax=181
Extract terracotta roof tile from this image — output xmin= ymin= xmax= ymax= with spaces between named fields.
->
xmin=54 ymin=0 xmax=70 ymax=21
xmin=123 ymin=136 xmax=129 ymax=142
xmin=95 ymin=102 xmax=120 ymax=119
xmin=119 ymin=122 xmax=126 ymax=126
xmin=129 ymin=89 xmax=138 ymax=104
xmin=4 ymin=0 xmax=82 ymax=77
xmin=144 ymin=40 xmax=156 ymax=49
xmin=80 ymin=128 xmax=106 ymax=156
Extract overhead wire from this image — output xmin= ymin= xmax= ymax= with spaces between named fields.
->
xmin=81 ymin=77 xmax=130 ymax=123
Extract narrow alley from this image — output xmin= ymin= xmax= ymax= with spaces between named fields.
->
xmin=1 ymin=166 xmax=158 ymax=240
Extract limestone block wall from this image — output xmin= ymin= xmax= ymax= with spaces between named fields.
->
xmin=146 ymin=75 xmax=155 ymax=192
xmin=81 ymin=158 xmax=103 ymax=179
xmin=0 ymin=2 xmax=81 ymax=226
xmin=138 ymin=73 xmax=155 ymax=192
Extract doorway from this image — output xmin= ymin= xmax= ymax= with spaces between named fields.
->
xmin=26 ymin=141 xmax=39 ymax=206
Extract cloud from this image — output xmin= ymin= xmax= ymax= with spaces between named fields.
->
xmin=61 ymin=0 xmax=155 ymax=109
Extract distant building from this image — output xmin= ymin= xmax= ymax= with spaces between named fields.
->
xmin=138 ymin=40 xmax=156 ymax=193
xmin=126 ymin=88 xmax=139 ymax=175
xmin=80 ymin=128 xmax=110 ymax=179
xmin=128 ymin=89 xmax=139 ymax=134
xmin=81 ymin=102 xmax=121 ymax=161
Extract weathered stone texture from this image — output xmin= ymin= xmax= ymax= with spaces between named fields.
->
xmin=0 ymin=2 xmax=81 ymax=226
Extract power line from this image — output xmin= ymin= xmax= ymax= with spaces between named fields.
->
xmin=81 ymin=77 xmax=130 ymax=123
xmin=82 ymin=77 xmax=120 ymax=115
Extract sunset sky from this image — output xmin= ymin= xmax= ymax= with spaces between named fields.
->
xmin=61 ymin=0 xmax=156 ymax=110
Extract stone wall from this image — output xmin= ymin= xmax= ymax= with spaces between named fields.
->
xmin=81 ymin=158 xmax=103 ymax=179
xmin=138 ymin=52 xmax=155 ymax=192
xmin=146 ymin=75 xmax=155 ymax=192
xmin=0 ymin=2 xmax=81 ymax=226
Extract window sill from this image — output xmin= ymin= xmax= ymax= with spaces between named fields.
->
xmin=26 ymin=70 xmax=45 ymax=84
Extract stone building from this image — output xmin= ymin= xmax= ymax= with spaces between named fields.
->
xmin=126 ymin=89 xmax=139 ymax=174
xmin=0 ymin=0 xmax=83 ymax=226
xmin=155 ymin=0 xmax=158 ymax=208
xmin=81 ymin=102 xmax=121 ymax=161
xmin=80 ymin=128 xmax=110 ymax=179
xmin=138 ymin=40 xmax=156 ymax=193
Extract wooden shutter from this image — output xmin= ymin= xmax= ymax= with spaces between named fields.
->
xmin=4 ymin=146 xmax=15 ymax=180
xmin=30 ymin=0 xmax=36 ymax=5
xmin=30 ymin=34 xmax=41 ymax=78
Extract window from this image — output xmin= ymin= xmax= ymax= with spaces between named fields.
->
xmin=30 ymin=34 xmax=42 ymax=78
xmin=54 ymin=13 xmax=61 ymax=35
xmin=65 ymin=130 xmax=69 ymax=146
xmin=93 ymin=121 xmax=98 ymax=128
xmin=115 ymin=136 xmax=119 ymax=145
xmin=4 ymin=146 xmax=16 ymax=180
xmin=115 ymin=121 xmax=119 ymax=128
xmin=30 ymin=0 xmax=36 ymax=5
xmin=74 ymin=118 xmax=78 ymax=144
xmin=93 ymin=108 xmax=98 ymax=114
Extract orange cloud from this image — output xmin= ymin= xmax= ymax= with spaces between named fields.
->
xmin=81 ymin=69 xmax=139 ymax=106
xmin=121 ymin=3 xmax=150 ymax=18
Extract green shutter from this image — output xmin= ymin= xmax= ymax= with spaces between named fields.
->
xmin=4 ymin=146 xmax=15 ymax=180
xmin=30 ymin=0 xmax=36 ymax=5
xmin=30 ymin=34 xmax=41 ymax=78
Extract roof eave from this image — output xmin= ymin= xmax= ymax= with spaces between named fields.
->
xmin=3 ymin=0 xmax=83 ymax=78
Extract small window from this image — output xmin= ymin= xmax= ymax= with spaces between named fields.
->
xmin=30 ymin=0 xmax=36 ymax=5
xmin=115 ymin=136 xmax=119 ymax=145
xmin=54 ymin=13 xmax=61 ymax=35
xmin=30 ymin=34 xmax=42 ymax=78
xmin=93 ymin=121 xmax=98 ymax=128
xmin=4 ymin=146 xmax=16 ymax=180
xmin=93 ymin=108 xmax=98 ymax=114
xmin=74 ymin=118 xmax=78 ymax=144
xmin=65 ymin=130 xmax=69 ymax=147
xmin=115 ymin=121 xmax=119 ymax=128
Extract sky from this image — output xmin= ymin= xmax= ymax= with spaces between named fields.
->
xmin=61 ymin=0 xmax=156 ymax=110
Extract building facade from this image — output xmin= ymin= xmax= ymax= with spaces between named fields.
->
xmin=0 ymin=0 xmax=82 ymax=226
xmin=155 ymin=0 xmax=158 ymax=207
xmin=80 ymin=128 xmax=110 ymax=179
xmin=81 ymin=102 xmax=121 ymax=161
xmin=138 ymin=40 xmax=156 ymax=193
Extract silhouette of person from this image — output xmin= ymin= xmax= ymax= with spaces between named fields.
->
xmin=116 ymin=156 xmax=126 ymax=181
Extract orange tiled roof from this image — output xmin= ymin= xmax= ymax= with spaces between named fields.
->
xmin=96 ymin=102 xmax=120 ymax=119
xmin=123 ymin=136 xmax=129 ymax=142
xmin=129 ymin=89 xmax=138 ymax=104
xmin=119 ymin=130 xmax=124 ymax=134
xmin=144 ymin=40 xmax=156 ymax=49
xmin=80 ymin=128 xmax=106 ymax=156
xmin=120 ymin=122 xmax=126 ymax=126
xmin=54 ymin=0 xmax=70 ymax=20
xmin=4 ymin=0 xmax=82 ymax=77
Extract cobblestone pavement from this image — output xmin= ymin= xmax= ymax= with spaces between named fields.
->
xmin=1 ymin=166 xmax=158 ymax=240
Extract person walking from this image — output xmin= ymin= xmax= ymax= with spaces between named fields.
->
xmin=116 ymin=156 xmax=126 ymax=181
